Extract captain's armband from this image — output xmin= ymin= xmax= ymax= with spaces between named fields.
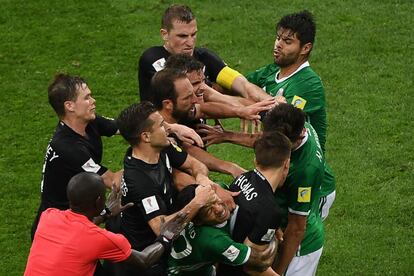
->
xmin=216 ymin=66 xmax=242 ymax=90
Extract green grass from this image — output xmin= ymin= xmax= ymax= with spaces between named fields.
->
xmin=1 ymin=0 xmax=413 ymax=275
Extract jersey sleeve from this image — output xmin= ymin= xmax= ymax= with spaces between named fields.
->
xmin=94 ymin=115 xmax=118 ymax=137
xmin=245 ymin=64 xmax=273 ymax=88
xmin=205 ymin=231 xmax=251 ymax=266
xmin=138 ymin=49 xmax=161 ymax=102
xmin=95 ymin=230 xmax=132 ymax=262
xmin=286 ymin=165 xmax=323 ymax=216
xmin=196 ymin=48 xmax=226 ymax=83
xmin=247 ymin=209 xmax=279 ymax=245
xmin=123 ymin=171 xmax=169 ymax=222
xmin=164 ymin=143 xmax=188 ymax=168
xmin=57 ymin=142 xmax=108 ymax=176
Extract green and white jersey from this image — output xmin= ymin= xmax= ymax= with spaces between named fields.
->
xmin=246 ymin=62 xmax=327 ymax=153
xmin=275 ymin=122 xmax=325 ymax=256
xmin=167 ymin=222 xmax=250 ymax=276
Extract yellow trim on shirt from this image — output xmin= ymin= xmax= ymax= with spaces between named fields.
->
xmin=216 ymin=66 xmax=242 ymax=90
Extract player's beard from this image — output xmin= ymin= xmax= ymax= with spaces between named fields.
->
xmin=274 ymin=51 xmax=300 ymax=68
xmin=172 ymin=106 xmax=192 ymax=122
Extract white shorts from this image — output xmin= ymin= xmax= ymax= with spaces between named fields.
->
xmin=285 ymin=247 xmax=323 ymax=276
xmin=319 ymin=190 xmax=336 ymax=221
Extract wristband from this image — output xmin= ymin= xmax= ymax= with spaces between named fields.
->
xmin=155 ymin=235 xmax=172 ymax=251
xmin=100 ymin=206 xmax=112 ymax=220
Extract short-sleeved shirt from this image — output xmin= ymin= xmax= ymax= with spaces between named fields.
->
xmin=138 ymin=46 xmax=226 ymax=101
xmin=217 ymin=169 xmax=282 ymax=275
xmin=167 ymin=222 xmax=250 ymax=276
xmin=246 ymin=62 xmax=327 ymax=153
xmin=25 ymin=208 xmax=131 ymax=276
xmin=38 ymin=115 xmax=117 ymax=212
xmin=120 ymin=143 xmax=188 ymax=251
xmin=276 ymin=123 xmax=325 ymax=255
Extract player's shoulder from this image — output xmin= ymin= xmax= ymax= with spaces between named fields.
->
xmin=139 ymin=46 xmax=168 ymax=62
xmin=194 ymin=47 xmax=222 ymax=60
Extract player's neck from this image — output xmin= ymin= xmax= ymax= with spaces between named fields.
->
xmin=255 ymin=167 xmax=283 ymax=192
xmin=132 ymin=144 xmax=160 ymax=164
xmin=61 ymin=117 xmax=88 ymax=137
xmin=278 ymin=58 xmax=307 ymax=79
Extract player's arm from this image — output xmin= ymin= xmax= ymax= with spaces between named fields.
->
xmin=196 ymin=124 xmax=259 ymax=148
xmin=244 ymin=238 xmax=279 ymax=276
xmin=124 ymin=211 xmax=188 ymax=268
xmin=181 ymin=141 xmax=246 ymax=178
xmin=273 ymin=213 xmax=307 ymax=275
xmin=147 ymin=185 xmax=215 ymax=236
xmin=197 ymin=98 xmax=275 ymax=120
xmin=202 ymin=83 xmax=255 ymax=106
xmin=216 ymin=66 xmax=272 ymax=102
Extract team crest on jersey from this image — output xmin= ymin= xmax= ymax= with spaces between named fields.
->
xmin=81 ymin=158 xmax=101 ymax=173
xmin=152 ymin=58 xmax=166 ymax=72
xmin=142 ymin=195 xmax=160 ymax=214
xmin=222 ymin=245 xmax=240 ymax=262
xmin=291 ymin=95 xmax=307 ymax=110
xmin=298 ymin=187 xmax=311 ymax=203
xmin=261 ymin=229 xmax=276 ymax=242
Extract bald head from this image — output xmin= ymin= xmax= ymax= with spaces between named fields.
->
xmin=67 ymin=172 xmax=106 ymax=212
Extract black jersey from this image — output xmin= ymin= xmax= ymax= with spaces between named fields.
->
xmin=138 ymin=46 xmax=226 ymax=101
xmin=217 ymin=169 xmax=282 ymax=275
xmin=39 ymin=115 xmax=117 ymax=211
xmin=119 ymin=144 xmax=187 ymax=251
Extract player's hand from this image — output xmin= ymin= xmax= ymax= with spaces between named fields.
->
xmin=166 ymin=123 xmax=203 ymax=147
xmin=196 ymin=121 xmax=228 ymax=147
xmin=275 ymin=228 xmax=284 ymax=242
xmin=236 ymin=97 xmax=276 ymax=120
xmin=260 ymin=238 xmax=278 ymax=268
xmin=194 ymin=184 xmax=215 ymax=206
xmin=159 ymin=211 xmax=188 ymax=241
xmin=274 ymin=95 xmax=287 ymax=105
xmin=214 ymin=185 xmax=239 ymax=211
xmin=106 ymin=184 xmax=134 ymax=217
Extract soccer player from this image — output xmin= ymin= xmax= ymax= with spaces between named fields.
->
xmin=263 ymin=104 xmax=325 ymax=276
xmin=151 ymin=68 xmax=247 ymax=178
xmin=216 ymin=131 xmax=292 ymax=276
xmin=25 ymin=172 xmax=187 ymax=276
xmin=115 ymin=101 xmax=231 ymax=275
xmin=31 ymin=73 xmax=122 ymax=240
xmin=168 ymin=184 xmax=278 ymax=276
xmin=138 ymin=4 xmax=270 ymax=102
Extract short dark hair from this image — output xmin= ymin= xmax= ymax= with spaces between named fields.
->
xmin=117 ymin=101 xmax=157 ymax=146
xmin=263 ymin=103 xmax=306 ymax=144
xmin=151 ymin=68 xmax=187 ymax=109
xmin=254 ymin=131 xmax=291 ymax=169
xmin=48 ymin=73 xmax=87 ymax=117
xmin=67 ymin=172 xmax=105 ymax=211
xmin=162 ymin=4 xmax=195 ymax=31
xmin=276 ymin=10 xmax=316 ymax=46
xmin=165 ymin=54 xmax=204 ymax=73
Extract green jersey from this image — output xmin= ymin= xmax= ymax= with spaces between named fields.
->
xmin=167 ymin=222 xmax=250 ymax=275
xmin=246 ymin=62 xmax=327 ymax=153
xmin=275 ymin=122 xmax=325 ymax=256
xmin=247 ymin=63 xmax=335 ymax=197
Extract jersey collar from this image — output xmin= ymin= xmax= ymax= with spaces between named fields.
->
xmin=275 ymin=61 xmax=310 ymax=84
xmin=293 ymin=131 xmax=309 ymax=152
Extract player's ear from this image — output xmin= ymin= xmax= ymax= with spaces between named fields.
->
xmin=160 ymin=28 xmax=168 ymax=41
xmin=162 ymin=99 xmax=173 ymax=112
xmin=64 ymin=100 xmax=75 ymax=112
xmin=141 ymin=131 xmax=151 ymax=143
xmin=300 ymin=42 xmax=312 ymax=56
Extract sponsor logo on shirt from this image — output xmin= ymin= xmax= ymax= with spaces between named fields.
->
xmin=81 ymin=158 xmax=101 ymax=173
xmin=291 ymin=95 xmax=307 ymax=110
xmin=297 ymin=187 xmax=311 ymax=203
xmin=222 ymin=245 xmax=240 ymax=262
xmin=152 ymin=58 xmax=166 ymax=72
xmin=142 ymin=195 xmax=160 ymax=214
xmin=261 ymin=229 xmax=276 ymax=242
